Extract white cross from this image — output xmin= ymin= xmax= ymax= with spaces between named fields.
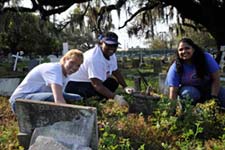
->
xmin=37 ymin=56 xmax=44 ymax=64
xmin=12 ymin=52 xmax=23 ymax=71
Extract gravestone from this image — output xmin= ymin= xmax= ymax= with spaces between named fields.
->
xmin=158 ymin=73 xmax=168 ymax=95
xmin=219 ymin=46 xmax=225 ymax=81
xmin=120 ymin=56 xmax=127 ymax=69
xmin=220 ymin=46 xmax=225 ymax=72
xmin=153 ymin=60 xmax=162 ymax=73
xmin=47 ymin=55 xmax=60 ymax=62
xmin=15 ymin=99 xmax=98 ymax=150
xmin=139 ymin=50 xmax=145 ymax=67
xmin=62 ymin=42 xmax=69 ymax=55
xmin=133 ymin=76 xmax=141 ymax=92
xmin=0 ymin=78 xmax=21 ymax=96
xmin=28 ymin=59 xmax=39 ymax=71
xmin=129 ymin=93 xmax=160 ymax=115
xmin=131 ymin=58 xmax=140 ymax=68
xmin=37 ymin=56 xmax=44 ymax=64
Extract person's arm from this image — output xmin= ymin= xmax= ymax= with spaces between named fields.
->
xmin=169 ymin=86 xmax=178 ymax=100
xmin=90 ymin=78 xmax=115 ymax=99
xmin=91 ymin=78 xmax=128 ymax=106
xmin=50 ymin=83 xmax=66 ymax=103
xmin=210 ymin=70 xmax=220 ymax=97
xmin=112 ymin=69 xmax=127 ymax=88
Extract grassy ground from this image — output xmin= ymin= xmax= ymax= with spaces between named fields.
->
xmin=0 ymin=96 xmax=21 ymax=150
xmin=1 ymin=63 xmax=225 ymax=149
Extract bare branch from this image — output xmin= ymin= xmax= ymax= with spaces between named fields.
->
xmin=119 ymin=2 xmax=160 ymax=29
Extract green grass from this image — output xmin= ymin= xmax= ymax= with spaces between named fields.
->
xmin=1 ymin=62 xmax=225 ymax=149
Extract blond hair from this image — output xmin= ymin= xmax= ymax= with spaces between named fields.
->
xmin=60 ymin=49 xmax=83 ymax=64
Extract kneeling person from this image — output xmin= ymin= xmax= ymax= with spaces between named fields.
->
xmin=65 ymin=32 xmax=135 ymax=106
xmin=9 ymin=49 xmax=83 ymax=113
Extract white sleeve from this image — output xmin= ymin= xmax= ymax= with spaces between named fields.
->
xmin=42 ymin=65 xmax=63 ymax=86
xmin=87 ymin=59 xmax=106 ymax=81
xmin=111 ymin=54 xmax=118 ymax=71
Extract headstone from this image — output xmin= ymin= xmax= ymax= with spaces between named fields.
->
xmin=15 ymin=100 xmax=98 ymax=150
xmin=158 ymin=73 xmax=168 ymax=95
xmin=129 ymin=93 xmax=160 ymax=115
xmin=29 ymin=120 xmax=94 ymax=150
xmin=12 ymin=51 xmax=23 ymax=71
xmin=121 ymin=56 xmax=127 ymax=68
xmin=28 ymin=59 xmax=39 ymax=71
xmin=139 ymin=49 xmax=145 ymax=67
xmin=29 ymin=136 xmax=71 ymax=150
xmin=133 ymin=76 xmax=141 ymax=92
xmin=37 ymin=56 xmax=44 ymax=64
xmin=153 ymin=60 xmax=162 ymax=73
xmin=47 ymin=55 xmax=60 ymax=62
xmin=62 ymin=42 xmax=69 ymax=55
xmin=0 ymin=78 xmax=21 ymax=96
xmin=220 ymin=45 xmax=225 ymax=73
xmin=131 ymin=58 xmax=140 ymax=68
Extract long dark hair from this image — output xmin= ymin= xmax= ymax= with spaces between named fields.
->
xmin=175 ymin=38 xmax=207 ymax=79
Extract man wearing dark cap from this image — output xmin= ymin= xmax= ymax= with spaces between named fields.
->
xmin=64 ymin=31 xmax=135 ymax=106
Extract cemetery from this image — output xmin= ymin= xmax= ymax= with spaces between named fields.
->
xmin=0 ymin=48 xmax=225 ymax=150
xmin=1 ymin=0 xmax=225 ymax=150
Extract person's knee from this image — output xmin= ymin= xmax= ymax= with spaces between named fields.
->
xmin=25 ymin=93 xmax=54 ymax=102
xmin=179 ymin=86 xmax=201 ymax=100
xmin=103 ymin=78 xmax=119 ymax=92
xmin=65 ymin=81 xmax=75 ymax=93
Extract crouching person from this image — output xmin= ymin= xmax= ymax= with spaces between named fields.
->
xmin=65 ymin=32 xmax=135 ymax=106
xmin=9 ymin=49 xmax=83 ymax=113
xmin=166 ymin=38 xmax=225 ymax=107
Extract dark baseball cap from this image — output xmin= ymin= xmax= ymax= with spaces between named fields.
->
xmin=101 ymin=32 xmax=120 ymax=45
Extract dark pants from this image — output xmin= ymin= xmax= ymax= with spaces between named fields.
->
xmin=65 ymin=78 xmax=119 ymax=99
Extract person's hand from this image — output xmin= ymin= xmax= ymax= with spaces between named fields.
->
xmin=124 ymin=87 xmax=136 ymax=94
xmin=114 ymin=95 xmax=129 ymax=106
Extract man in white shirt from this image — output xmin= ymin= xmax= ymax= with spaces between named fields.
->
xmin=65 ymin=32 xmax=135 ymax=106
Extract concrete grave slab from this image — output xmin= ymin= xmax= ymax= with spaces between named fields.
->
xmin=15 ymin=99 xmax=98 ymax=150
xmin=0 ymin=78 xmax=21 ymax=96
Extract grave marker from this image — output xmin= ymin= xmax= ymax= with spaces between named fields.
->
xmin=15 ymin=99 xmax=98 ymax=150
xmin=0 ymin=78 xmax=21 ymax=96
xmin=37 ymin=56 xmax=44 ymax=64
xmin=62 ymin=42 xmax=69 ymax=55
xmin=47 ymin=55 xmax=60 ymax=62
xmin=153 ymin=60 xmax=162 ymax=73
xmin=28 ymin=59 xmax=39 ymax=71
xmin=12 ymin=51 xmax=23 ymax=71
xmin=158 ymin=73 xmax=168 ymax=95
xmin=220 ymin=46 xmax=225 ymax=72
xmin=219 ymin=46 xmax=225 ymax=80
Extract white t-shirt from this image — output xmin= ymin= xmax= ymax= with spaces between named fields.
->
xmin=68 ymin=45 xmax=117 ymax=82
xmin=9 ymin=63 xmax=65 ymax=104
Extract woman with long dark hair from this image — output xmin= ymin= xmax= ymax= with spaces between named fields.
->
xmin=166 ymin=38 xmax=225 ymax=107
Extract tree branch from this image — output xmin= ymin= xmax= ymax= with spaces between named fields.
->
xmin=97 ymin=0 xmax=127 ymax=32
xmin=118 ymin=2 xmax=160 ymax=29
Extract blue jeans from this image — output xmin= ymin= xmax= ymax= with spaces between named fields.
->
xmin=12 ymin=92 xmax=82 ymax=113
xmin=179 ymin=86 xmax=225 ymax=107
